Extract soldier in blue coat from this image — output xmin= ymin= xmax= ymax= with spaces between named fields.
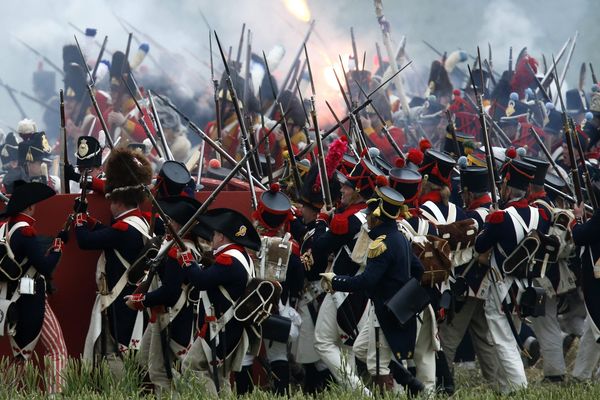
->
xmin=321 ymin=180 xmax=425 ymax=394
xmin=0 ymin=181 xmax=66 ymax=392
xmin=178 ymin=208 xmax=261 ymax=395
xmin=75 ymin=148 xmax=153 ymax=360
xmin=474 ymin=157 xmax=547 ymax=393
xmin=126 ymin=195 xmax=204 ymax=391
xmin=571 ymin=182 xmax=600 ymax=381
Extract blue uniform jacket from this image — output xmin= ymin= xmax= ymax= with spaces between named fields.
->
xmin=75 ymin=208 xmax=149 ymax=346
xmin=573 ymin=210 xmax=600 ymax=337
xmin=332 ymin=219 xmax=424 ymax=359
xmin=184 ymin=243 xmax=249 ymax=358
xmin=7 ymin=214 xmax=61 ymax=350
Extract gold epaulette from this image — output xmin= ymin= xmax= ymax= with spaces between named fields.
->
xmin=368 ymin=235 xmax=387 ymax=258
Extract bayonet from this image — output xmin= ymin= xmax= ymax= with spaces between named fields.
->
xmin=74 ymin=35 xmax=114 ymax=149
xmin=262 ymin=50 xmax=303 ymax=196
xmin=350 ymin=27 xmax=360 ymax=71
xmin=304 ymin=44 xmax=332 ymax=210
xmin=215 ymin=31 xmax=258 ymax=209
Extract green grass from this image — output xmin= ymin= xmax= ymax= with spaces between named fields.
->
xmin=1 ymin=344 xmax=600 ymax=399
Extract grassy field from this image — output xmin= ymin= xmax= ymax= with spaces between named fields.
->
xmin=1 ymin=338 xmax=599 ymax=399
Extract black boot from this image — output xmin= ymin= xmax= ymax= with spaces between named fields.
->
xmin=390 ymin=361 xmax=424 ymax=397
xmin=271 ymin=360 xmax=290 ymax=395
xmin=436 ymin=351 xmax=455 ymax=395
xmin=235 ymin=365 xmax=254 ymax=395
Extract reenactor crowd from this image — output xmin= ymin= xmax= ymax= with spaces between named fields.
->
xmin=0 ymin=16 xmax=599 ymax=398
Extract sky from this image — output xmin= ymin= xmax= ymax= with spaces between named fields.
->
xmin=0 ymin=0 xmax=597 ymax=133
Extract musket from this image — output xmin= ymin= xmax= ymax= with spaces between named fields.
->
xmin=155 ymin=93 xmax=270 ymax=191
xmin=375 ymin=42 xmax=383 ymax=71
xmin=68 ymin=22 xmax=114 ymax=57
xmin=338 ymin=55 xmax=355 ymax=105
xmin=508 ymin=46 xmax=513 ymax=77
xmin=76 ymin=36 xmax=109 ymax=125
xmin=74 ymin=35 xmax=114 ymax=149
xmin=462 ymin=92 xmax=511 ymax=147
xmin=12 ymin=36 xmax=64 ymax=76
xmin=262 ymin=50 xmax=303 ymax=196
xmin=147 ymin=90 xmax=174 ymax=161
xmin=354 ymin=79 xmax=405 ymax=160
xmin=196 ymin=138 xmax=206 ymax=190
xmin=122 ymin=33 xmax=133 ymax=76
xmin=0 ymin=78 xmax=53 ymax=113
xmin=350 ymin=27 xmax=360 ymax=71
xmin=468 ymin=49 xmax=497 ymax=208
xmin=374 ymin=0 xmax=410 ymax=122
xmin=146 ymin=114 xmax=279 ymax=269
xmin=572 ymin=119 xmax=598 ymax=209
xmin=294 ymin=77 xmax=313 ymax=151
xmin=552 ymin=55 xmax=585 ymax=212
xmin=235 ymin=23 xmax=246 ymax=70
xmin=304 ymin=44 xmax=332 ymax=210
xmin=590 ymin=63 xmax=598 ymax=85
xmin=544 ymin=183 xmax=594 ymax=212
xmin=536 ymin=37 xmax=570 ymax=95
xmin=209 ymin=31 xmax=223 ymax=148
xmin=488 ymin=43 xmax=493 ymax=72
xmin=556 ymin=31 xmax=578 ymax=93
xmin=258 ymin=90 xmax=273 ymax=185
xmin=325 ymin=100 xmax=360 ymax=159
xmin=59 ymin=90 xmax=69 ymax=194
xmin=277 ymin=20 xmax=316 ymax=103
xmin=333 ymin=68 xmax=370 ymax=158
xmin=242 ymin=30 xmax=261 ymax=177
xmin=321 ymin=63 xmax=411 ymax=139
xmin=0 ymin=79 xmax=27 ymax=119
xmin=529 ymin=127 xmax=574 ymax=197
xmin=215 ymin=31 xmax=260 ymax=208
xmin=121 ymin=78 xmax=164 ymax=159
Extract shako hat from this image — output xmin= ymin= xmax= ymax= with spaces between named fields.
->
xmin=75 ymin=136 xmax=102 ymax=169
xmin=197 ymin=208 xmax=261 ymax=251
xmin=0 ymin=181 xmax=55 ymax=219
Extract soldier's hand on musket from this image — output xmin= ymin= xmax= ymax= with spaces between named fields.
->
xmin=107 ymin=111 xmax=127 ymax=127
xmin=73 ymin=197 xmax=88 ymax=214
xmin=56 ymin=229 xmax=69 ymax=244
xmin=172 ymin=246 xmax=194 ymax=268
xmin=300 ymin=249 xmax=314 ymax=271
xmin=574 ymin=201 xmax=584 ymax=221
xmin=124 ymin=293 xmax=145 ymax=311
xmin=64 ymin=163 xmax=81 ymax=183
xmin=319 ymin=272 xmax=335 ymax=293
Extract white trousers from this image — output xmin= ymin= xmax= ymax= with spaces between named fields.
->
xmin=352 ymin=305 xmax=393 ymax=376
xmin=530 ymin=296 xmax=566 ymax=377
xmin=314 ymin=293 xmax=369 ymax=393
xmin=484 ymin=285 xmax=527 ymax=393
xmin=572 ymin=318 xmax=600 ymax=380
xmin=414 ymin=306 xmax=436 ymax=392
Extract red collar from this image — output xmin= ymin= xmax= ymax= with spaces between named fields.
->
xmin=115 ymin=208 xmax=144 ymax=221
xmin=468 ymin=194 xmax=492 ymax=210
xmin=419 ymin=190 xmax=442 ymax=205
xmin=505 ymin=198 xmax=529 ymax=209
xmin=527 ymin=191 xmax=547 ymax=202
xmin=215 ymin=243 xmax=245 ymax=256
xmin=343 ymin=202 xmax=367 ymax=214
xmin=9 ymin=213 xmax=35 ymax=225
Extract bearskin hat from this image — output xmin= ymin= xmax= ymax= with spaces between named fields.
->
xmin=104 ymin=147 xmax=153 ymax=206
xmin=277 ymin=90 xmax=306 ymax=128
xmin=427 ymin=60 xmax=453 ymax=100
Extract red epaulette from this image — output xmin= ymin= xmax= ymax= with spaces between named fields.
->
xmin=486 ymin=211 xmax=505 ymax=224
xmin=291 ymin=240 xmax=300 ymax=257
xmin=215 ymin=253 xmax=233 ymax=266
xmin=539 ymin=208 xmax=549 ymax=221
xmin=112 ymin=220 xmax=130 ymax=231
xmin=19 ymin=226 xmax=37 ymax=237
xmin=167 ymin=246 xmax=178 ymax=260
xmin=141 ymin=211 xmax=153 ymax=222
xmin=90 ymin=177 xmax=105 ymax=193
xmin=330 ymin=213 xmax=349 ymax=235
